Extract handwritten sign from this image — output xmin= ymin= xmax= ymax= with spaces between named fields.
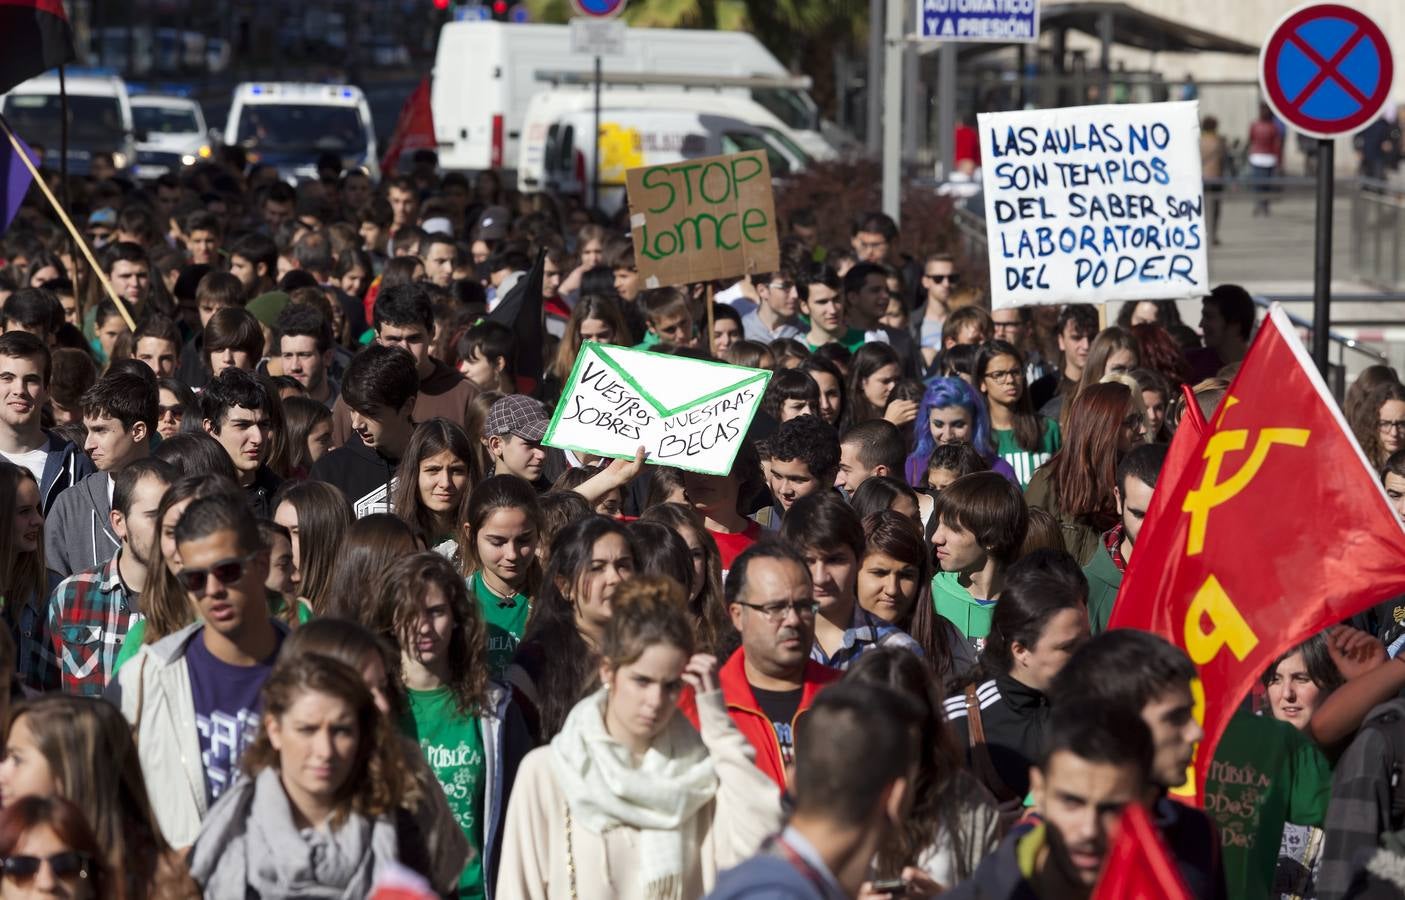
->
xmin=626 ymin=149 xmax=780 ymax=289
xmin=544 ymin=343 xmax=771 ymax=476
xmin=978 ymin=101 xmax=1209 ymax=309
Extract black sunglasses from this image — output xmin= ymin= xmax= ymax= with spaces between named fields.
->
xmin=925 ymin=273 xmax=961 ymax=284
xmin=2 ymin=851 xmax=92 ymax=881
xmin=178 ymin=554 xmax=257 ymax=595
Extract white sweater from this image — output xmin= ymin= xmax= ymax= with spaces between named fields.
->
xmin=496 ymin=690 xmax=783 ymax=899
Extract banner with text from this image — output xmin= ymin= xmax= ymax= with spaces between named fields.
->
xmin=543 ymin=343 xmax=772 ymax=476
xmin=978 ymin=100 xmax=1209 ymax=309
xmin=918 ymin=0 xmax=1038 ymax=42
xmin=626 ymin=149 xmax=780 ymax=289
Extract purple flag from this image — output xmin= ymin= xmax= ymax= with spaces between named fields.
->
xmin=0 ymin=132 xmax=36 ymax=235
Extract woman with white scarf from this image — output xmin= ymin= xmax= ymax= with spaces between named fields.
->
xmin=187 ymin=654 xmax=419 ymax=899
xmin=498 ymin=575 xmax=784 ymax=900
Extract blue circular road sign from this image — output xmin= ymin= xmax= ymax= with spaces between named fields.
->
xmin=1260 ymin=3 xmax=1394 ymax=139
xmin=571 ymin=0 xmax=627 ymax=18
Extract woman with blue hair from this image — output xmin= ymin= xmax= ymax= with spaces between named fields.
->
xmin=905 ymin=377 xmax=1017 ymax=487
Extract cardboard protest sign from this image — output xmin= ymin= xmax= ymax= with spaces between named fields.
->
xmin=978 ymin=100 xmax=1209 ymax=309
xmin=543 ymin=344 xmax=771 ymax=476
xmin=1108 ymin=305 xmax=1405 ymax=805
xmin=626 ymin=149 xmax=780 ymax=289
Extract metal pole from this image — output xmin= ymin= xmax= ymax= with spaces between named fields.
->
xmin=1312 ymin=137 xmax=1334 ymax=376
xmin=867 ymin=0 xmax=883 ymax=155
xmin=592 ymin=55 xmax=601 ymax=211
xmin=58 ymin=65 xmax=68 ymax=211
xmin=881 ymin=0 xmax=903 ymax=222
xmin=937 ymin=43 xmax=956 ymax=180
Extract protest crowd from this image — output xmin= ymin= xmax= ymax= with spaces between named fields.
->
xmin=0 ymin=104 xmax=1404 ymax=900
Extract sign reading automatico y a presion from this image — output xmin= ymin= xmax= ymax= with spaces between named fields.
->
xmin=918 ymin=0 xmax=1038 ymax=42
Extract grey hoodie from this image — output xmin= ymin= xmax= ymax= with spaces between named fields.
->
xmin=43 ymin=470 xmax=117 ymax=579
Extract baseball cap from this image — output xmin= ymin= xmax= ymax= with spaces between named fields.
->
xmin=421 ymin=216 xmax=453 ymax=236
xmin=88 ymin=207 xmax=117 ymax=228
xmin=472 ymin=206 xmax=511 ymax=242
xmin=484 ymin=394 xmax=549 ymax=442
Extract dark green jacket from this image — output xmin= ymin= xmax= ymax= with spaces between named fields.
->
xmin=1084 ymin=539 xmax=1123 ymax=634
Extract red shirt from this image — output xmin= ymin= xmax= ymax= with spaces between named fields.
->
xmin=709 ymin=521 xmax=763 ymax=575
xmin=954 ymin=123 xmax=981 ymax=166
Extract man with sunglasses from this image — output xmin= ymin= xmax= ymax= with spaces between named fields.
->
xmin=109 ymin=494 xmax=286 ymax=850
xmin=681 ymin=541 xmax=840 ymax=789
xmin=915 ymin=253 xmax=960 ymax=357
xmin=27 ymin=459 xmax=174 ymax=696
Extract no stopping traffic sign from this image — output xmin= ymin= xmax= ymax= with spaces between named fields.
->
xmin=571 ymin=0 xmax=627 ymax=18
xmin=1260 ymin=3 xmax=1393 ymax=139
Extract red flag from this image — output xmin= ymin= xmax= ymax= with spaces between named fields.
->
xmin=379 ymin=78 xmax=436 ymax=177
xmin=1107 ymin=305 xmax=1405 ymax=804
xmin=1091 ymin=803 xmax=1192 ymax=900
xmin=0 ymin=0 xmax=77 ymax=97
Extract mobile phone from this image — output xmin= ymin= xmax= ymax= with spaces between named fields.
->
xmin=871 ymin=879 xmax=908 ymax=898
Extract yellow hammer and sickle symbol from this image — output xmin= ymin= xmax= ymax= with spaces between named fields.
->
xmin=1182 ymin=426 xmax=1310 ymax=556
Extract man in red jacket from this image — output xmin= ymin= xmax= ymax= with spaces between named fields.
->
xmin=685 ymin=541 xmax=841 ymax=788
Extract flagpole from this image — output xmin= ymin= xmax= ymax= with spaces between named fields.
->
xmin=706 ymin=281 xmax=715 ymax=356
xmin=0 ymin=116 xmax=136 ymax=332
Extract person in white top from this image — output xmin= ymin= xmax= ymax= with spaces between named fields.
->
xmin=498 ymin=575 xmax=782 ymax=900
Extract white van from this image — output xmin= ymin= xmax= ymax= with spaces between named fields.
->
xmin=224 ymin=83 xmax=379 ymax=183
xmin=518 ymin=93 xmax=812 ymax=213
xmin=0 ymin=73 xmax=136 ymax=177
xmin=432 ymin=21 xmax=832 ymax=174
xmin=131 ymin=95 xmax=210 ymax=179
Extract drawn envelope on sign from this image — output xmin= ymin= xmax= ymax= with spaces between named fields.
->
xmin=543 ymin=343 xmax=772 ymax=477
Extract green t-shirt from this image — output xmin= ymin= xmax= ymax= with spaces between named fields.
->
xmin=401 ymin=687 xmax=487 ymax=900
xmin=804 ymin=326 xmax=867 ymax=354
xmin=931 ymin=571 xmax=995 ymax=649
xmin=1204 ymin=711 xmax=1332 ymax=900
xmin=470 ymin=572 xmax=530 ymax=680
xmin=994 ymin=417 xmax=1062 ymax=488
xmin=111 ymin=592 xmax=312 ymax=677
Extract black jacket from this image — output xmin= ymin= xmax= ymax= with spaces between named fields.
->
xmin=245 ymin=465 xmax=282 ymax=520
xmin=943 ymin=674 xmax=1050 ymax=801
xmin=309 ymin=434 xmax=398 ymax=518
xmin=944 ymin=823 xmax=1040 ymax=900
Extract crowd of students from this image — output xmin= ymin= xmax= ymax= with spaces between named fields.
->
xmin=0 ymin=153 xmax=1403 ymax=899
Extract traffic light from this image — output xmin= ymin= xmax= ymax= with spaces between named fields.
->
xmin=491 ymin=0 xmax=509 ymax=19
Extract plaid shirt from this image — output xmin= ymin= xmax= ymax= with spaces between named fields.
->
xmin=809 ymin=603 xmax=923 ymax=671
xmin=37 ymin=552 xmax=143 ymax=697
xmin=1319 ymin=698 xmax=1405 ymax=899
xmin=1102 ymin=524 xmax=1128 ymax=574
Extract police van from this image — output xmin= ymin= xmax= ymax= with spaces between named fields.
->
xmin=224 ymin=82 xmax=379 ymax=182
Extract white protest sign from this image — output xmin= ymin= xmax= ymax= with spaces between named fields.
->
xmin=543 ymin=344 xmax=772 ymax=476
xmin=978 ymin=100 xmax=1209 ymax=309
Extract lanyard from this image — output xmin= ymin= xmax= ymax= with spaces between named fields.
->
xmin=770 ymin=835 xmax=838 ymax=898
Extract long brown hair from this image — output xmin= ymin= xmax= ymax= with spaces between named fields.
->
xmin=1044 ymin=382 xmax=1134 ymax=526
xmin=8 ymin=696 xmax=187 ymax=899
xmin=272 ymin=481 xmax=353 ymax=614
xmin=861 ymin=511 xmax=955 ymax=685
xmin=844 ymin=649 xmax=973 ymax=882
xmin=551 ymin=294 xmax=630 ymax=381
xmin=242 ymin=656 xmax=410 ymax=825
xmin=0 ymin=463 xmax=44 ymax=624
xmin=280 ymin=618 xmax=409 ymax=735
xmin=382 ymin=552 xmax=490 ymax=718
xmin=393 ymin=418 xmax=482 ymax=545
xmin=637 ymin=503 xmax=730 ymax=656
xmin=322 ymin=514 xmax=421 ymax=621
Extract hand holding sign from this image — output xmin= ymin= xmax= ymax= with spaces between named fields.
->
xmin=543 ymin=344 xmax=771 ymax=476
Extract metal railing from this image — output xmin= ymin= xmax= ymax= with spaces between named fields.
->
xmin=1351 ymin=179 xmax=1405 ymax=290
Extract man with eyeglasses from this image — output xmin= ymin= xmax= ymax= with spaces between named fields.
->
xmin=109 ymin=493 xmax=287 ymax=850
xmin=850 ymin=211 xmax=897 ymax=265
xmin=914 ymin=253 xmax=960 ymax=356
xmin=741 ymin=271 xmax=805 ymax=343
xmin=681 ymin=541 xmax=840 ymax=788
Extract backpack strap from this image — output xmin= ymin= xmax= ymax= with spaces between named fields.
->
xmin=965 ymin=683 xmax=1018 ymax=805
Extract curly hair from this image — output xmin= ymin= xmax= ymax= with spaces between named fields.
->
xmin=383 ymin=552 xmax=490 ymax=718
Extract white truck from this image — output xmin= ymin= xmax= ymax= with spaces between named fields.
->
xmin=431 ymin=20 xmax=833 ymax=174
xmin=517 ymin=91 xmax=814 ymax=214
